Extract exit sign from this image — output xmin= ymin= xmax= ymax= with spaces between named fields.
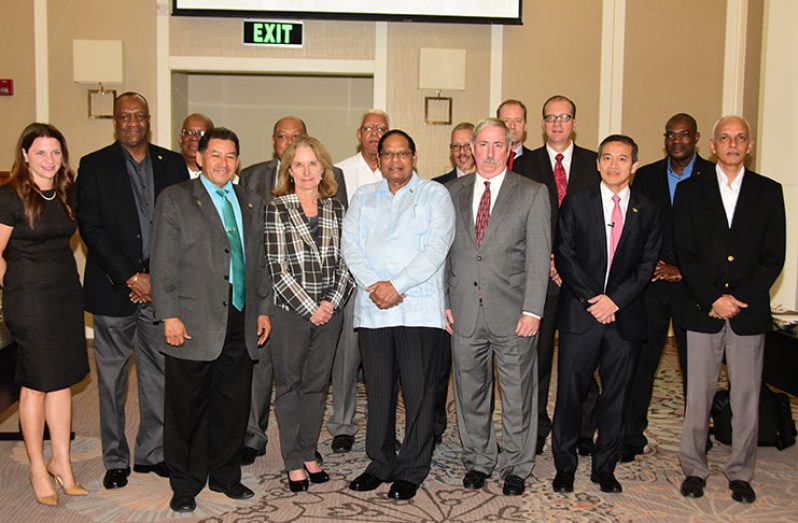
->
xmin=243 ymin=20 xmax=303 ymax=48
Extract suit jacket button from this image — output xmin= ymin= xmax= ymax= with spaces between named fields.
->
xmin=477 ymin=256 xmax=482 ymax=261
xmin=473 ymin=282 xmax=478 ymax=286
xmin=727 ymin=255 xmax=734 ymax=262
xmin=222 ymin=300 xmax=228 ymax=307
xmin=724 ymin=282 xmax=730 ymax=288
xmin=224 ymin=275 xmax=229 ymax=281
xmin=225 ymin=248 xmax=230 ymax=254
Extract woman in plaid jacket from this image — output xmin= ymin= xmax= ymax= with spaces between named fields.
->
xmin=265 ymin=136 xmax=352 ymax=492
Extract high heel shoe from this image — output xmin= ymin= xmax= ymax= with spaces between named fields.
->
xmin=29 ymin=476 xmax=58 ymax=506
xmin=287 ymin=471 xmax=309 ymax=492
xmin=304 ymin=464 xmax=330 ymax=484
xmin=47 ymin=461 xmax=88 ymax=496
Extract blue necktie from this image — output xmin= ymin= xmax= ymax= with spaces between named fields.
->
xmin=216 ymin=189 xmax=246 ymax=311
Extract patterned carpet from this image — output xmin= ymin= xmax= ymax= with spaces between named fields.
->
xmin=1 ymin=340 xmax=797 ymax=522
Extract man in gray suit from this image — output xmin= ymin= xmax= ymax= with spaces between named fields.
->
xmin=445 ymin=118 xmax=551 ymax=496
xmin=151 ymin=128 xmax=272 ymax=513
xmin=238 ymin=115 xmax=347 ymax=465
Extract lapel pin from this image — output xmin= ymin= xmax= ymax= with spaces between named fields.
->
xmin=196 ymin=200 xmax=203 ymax=207
xmin=247 ymin=202 xmax=254 ymax=209
xmin=632 ymin=207 xmax=639 ymax=213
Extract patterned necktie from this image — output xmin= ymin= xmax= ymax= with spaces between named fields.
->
xmin=216 ymin=189 xmax=246 ymax=311
xmin=507 ymin=150 xmax=516 ymax=171
xmin=475 ymin=181 xmax=491 ymax=247
xmin=554 ymin=153 xmax=568 ymax=207
xmin=608 ymin=194 xmax=624 ymax=268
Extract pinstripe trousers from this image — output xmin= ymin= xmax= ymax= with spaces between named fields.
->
xmin=359 ymin=326 xmax=442 ymax=486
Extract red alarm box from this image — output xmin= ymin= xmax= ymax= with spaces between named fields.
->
xmin=0 ymin=80 xmax=13 ymax=96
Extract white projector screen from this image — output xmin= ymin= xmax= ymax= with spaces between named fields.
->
xmin=172 ymin=0 xmax=522 ymax=24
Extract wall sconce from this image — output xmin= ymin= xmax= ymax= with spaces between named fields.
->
xmin=419 ymin=48 xmax=466 ymax=125
xmin=73 ymin=40 xmax=124 ymax=119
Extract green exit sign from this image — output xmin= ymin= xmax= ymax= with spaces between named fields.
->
xmin=243 ymin=21 xmax=304 ymax=48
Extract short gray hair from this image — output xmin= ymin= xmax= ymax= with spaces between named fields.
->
xmin=472 ymin=117 xmax=511 ymax=147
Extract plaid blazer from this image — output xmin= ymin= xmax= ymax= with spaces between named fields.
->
xmin=265 ymin=193 xmax=352 ymax=318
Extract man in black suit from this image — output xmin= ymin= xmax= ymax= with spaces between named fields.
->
xmin=620 ymin=113 xmax=715 ymax=462
xmin=497 ymin=99 xmax=533 ymax=171
xmin=551 ymin=135 xmax=661 ymax=495
xmin=77 ymin=92 xmax=188 ymax=489
xmin=513 ymin=95 xmax=600 ymax=456
xmin=676 ymin=116 xmax=785 ymax=504
xmin=177 ymin=113 xmax=214 ymax=179
xmin=238 ymin=116 xmax=347 ymax=465
xmin=433 ymin=122 xmax=475 ymax=185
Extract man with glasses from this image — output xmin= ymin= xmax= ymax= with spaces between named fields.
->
xmin=77 ymin=92 xmax=188 ymax=489
xmin=343 ymin=130 xmax=455 ymax=500
xmin=620 ymin=113 xmax=715 ymax=463
xmin=435 ymin=122 xmax=475 ymax=184
xmin=328 ymin=109 xmax=390 ymax=454
xmin=177 ymin=113 xmax=214 ymax=179
xmin=239 ymin=115 xmax=347 ymax=465
xmin=513 ymin=95 xmax=600 ymax=457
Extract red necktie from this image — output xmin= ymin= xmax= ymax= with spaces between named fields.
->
xmin=554 ymin=153 xmax=567 ymax=207
xmin=475 ymin=181 xmax=491 ymax=246
xmin=608 ymin=194 xmax=624 ymax=267
xmin=507 ymin=150 xmax=516 ymax=171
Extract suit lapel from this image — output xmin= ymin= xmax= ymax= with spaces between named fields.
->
xmin=481 ymin=174 xmax=516 ymax=247
xmin=192 ymin=179 xmax=227 ymax=239
xmin=320 ymin=199 xmax=334 ymax=255
xmin=729 ymin=169 xmax=758 ymax=236
xmin=458 ymin=178 xmax=478 ymax=249
xmin=702 ymin=169 xmax=731 ymax=233
xmin=285 ymin=195 xmax=321 ymax=261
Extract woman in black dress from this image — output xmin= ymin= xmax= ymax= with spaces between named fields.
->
xmin=0 ymin=123 xmax=89 ymax=506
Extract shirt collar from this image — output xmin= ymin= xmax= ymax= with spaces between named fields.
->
xmin=200 ymin=173 xmax=235 ymax=196
xmin=545 ymin=141 xmax=574 ymax=161
xmin=715 ymin=164 xmax=745 ymax=189
xmin=378 ymin=171 xmax=419 ymax=196
xmin=476 ymin=169 xmax=507 ymax=186
xmin=600 ymin=181 xmax=630 ymax=203
xmin=667 ymin=153 xmax=697 ymax=178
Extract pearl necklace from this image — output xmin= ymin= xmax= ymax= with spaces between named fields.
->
xmin=35 ymin=188 xmax=57 ymax=201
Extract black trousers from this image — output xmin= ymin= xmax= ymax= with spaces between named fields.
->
xmin=434 ymin=331 xmax=452 ymax=440
xmin=552 ymin=323 xmax=638 ymax=474
xmin=623 ymin=289 xmax=688 ymax=450
xmin=359 ymin=326 xmax=441 ymax=486
xmin=537 ymin=293 xmax=599 ymax=442
xmin=164 ymin=306 xmax=253 ymax=496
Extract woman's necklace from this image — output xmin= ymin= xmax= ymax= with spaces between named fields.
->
xmin=34 ymin=188 xmax=56 ymax=201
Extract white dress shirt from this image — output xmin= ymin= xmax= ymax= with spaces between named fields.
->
xmin=471 ymin=169 xmax=507 ymax=221
xmin=546 ymin=141 xmax=575 ymax=182
xmin=600 ymin=182 xmax=630 ymax=289
xmin=336 ymin=152 xmax=382 ymax=205
xmin=716 ymin=164 xmax=745 ymax=227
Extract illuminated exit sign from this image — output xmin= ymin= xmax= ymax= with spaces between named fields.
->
xmin=243 ymin=20 xmax=303 ymax=48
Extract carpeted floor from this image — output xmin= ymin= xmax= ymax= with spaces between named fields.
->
xmin=1 ymin=340 xmax=797 ymax=522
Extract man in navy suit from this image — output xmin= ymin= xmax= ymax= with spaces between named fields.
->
xmin=675 ymin=116 xmax=785 ymax=504
xmin=551 ymin=135 xmax=661 ymax=495
xmin=620 ymin=113 xmax=715 ymax=462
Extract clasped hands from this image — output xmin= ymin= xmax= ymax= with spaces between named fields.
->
xmin=651 ymin=260 xmax=682 ymax=282
xmin=127 ymin=272 xmax=152 ymax=304
xmin=367 ymin=280 xmax=404 ymax=309
xmin=709 ymin=294 xmax=747 ymax=320
xmin=587 ymin=294 xmax=618 ymax=324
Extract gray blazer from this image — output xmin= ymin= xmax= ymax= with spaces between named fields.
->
xmin=151 ymin=178 xmax=272 ymax=361
xmin=240 ymin=158 xmax=349 ymax=209
xmin=446 ymin=172 xmax=551 ymax=337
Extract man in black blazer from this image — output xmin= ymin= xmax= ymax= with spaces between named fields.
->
xmin=497 ymin=99 xmax=534 ymax=170
xmin=621 ymin=113 xmax=715 ymax=462
xmin=77 ymin=92 xmax=188 ymax=489
xmin=675 ymin=116 xmax=785 ymax=504
xmin=513 ymin=95 xmax=601 ymax=456
xmin=238 ymin=115 xmax=347 ymax=465
xmin=551 ymin=135 xmax=661 ymax=495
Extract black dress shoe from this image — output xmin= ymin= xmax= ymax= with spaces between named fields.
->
xmin=287 ymin=474 xmax=309 ymax=493
xmin=577 ymin=437 xmax=595 ymax=456
xmin=680 ymin=476 xmax=706 ymax=498
xmin=552 ymin=471 xmax=575 ymax=493
xmin=331 ymin=435 xmax=354 ymax=453
xmin=170 ymin=494 xmax=196 ymax=512
xmin=388 ymin=480 xmax=417 ymax=500
xmin=503 ymin=474 xmax=525 ymax=496
xmin=591 ymin=471 xmax=622 ymax=493
xmin=535 ymin=437 xmax=546 ymax=455
xmin=103 ymin=467 xmax=131 ymax=489
xmin=463 ymin=469 xmax=488 ymax=489
xmin=618 ymin=445 xmax=643 ymax=463
xmin=729 ymin=480 xmax=756 ymax=503
xmin=315 ymin=450 xmax=324 ymax=463
xmin=209 ymin=481 xmax=254 ymax=500
xmin=349 ymin=472 xmax=382 ymax=492
xmin=434 ymin=434 xmax=443 ymax=446
xmin=133 ymin=461 xmax=170 ymax=478
xmin=304 ymin=465 xmax=329 ymax=484
xmin=240 ymin=446 xmax=265 ymax=466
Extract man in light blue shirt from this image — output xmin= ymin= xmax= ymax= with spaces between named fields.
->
xmin=342 ymin=129 xmax=455 ymax=501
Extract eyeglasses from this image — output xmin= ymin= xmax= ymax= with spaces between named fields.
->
xmin=449 ymin=143 xmax=471 ymax=152
xmin=543 ymin=114 xmax=573 ymax=123
xmin=181 ymin=129 xmax=206 ymax=138
xmin=361 ymin=125 xmax=388 ymax=135
xmin=664 ymin=130 xmax=693 ymax=141
xmin=379 ymin=151 xmax=412 ymax=160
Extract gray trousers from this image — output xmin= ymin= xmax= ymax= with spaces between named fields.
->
xmin=680 ymin=323 xmax=764 ymax=482
xmin=327 ymin=297 xmax=360 ymax=437
xmin=93 ymin=304 xmax=165 ymax=469
xmin=451 ymin=307 xmax=538 ymax=479
xmin=271 ymin=307 xmax=343 ymax=470
xmin=244 ymin=340 xmax=273 ymax=453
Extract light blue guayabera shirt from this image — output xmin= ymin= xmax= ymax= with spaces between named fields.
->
xmin=200 ymin=174 xmax=245 ymax=287
xmin=342 ymin=172 xmax=455 ymax=329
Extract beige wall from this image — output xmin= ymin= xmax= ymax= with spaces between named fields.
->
xmin=743 ymin=0 xmax=764 ymax=168
xmin=0 ymin=2 xmax=36 ymax=170
xmin=503 ymin=0 xmax=603 ymax=152
xmin=622 ymin=0 xmax=726 ymax=165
